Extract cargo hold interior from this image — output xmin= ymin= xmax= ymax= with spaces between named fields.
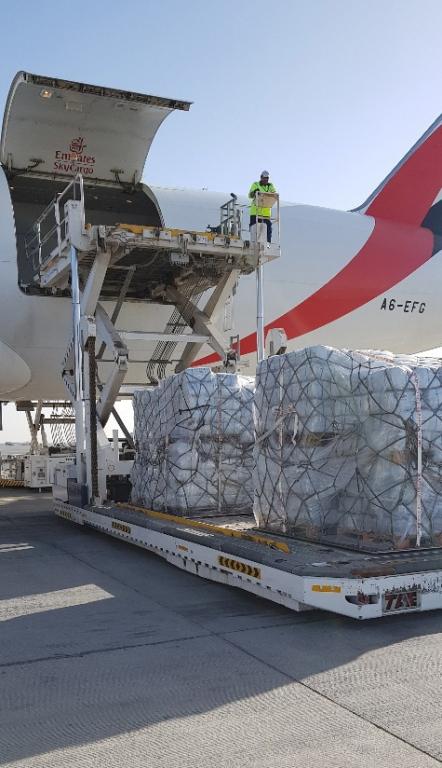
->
xmin=7 ymin=173 xmax=162 ymax=292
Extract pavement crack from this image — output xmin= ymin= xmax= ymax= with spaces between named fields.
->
xmin=0 ymin=632 xmax=209 ymax=670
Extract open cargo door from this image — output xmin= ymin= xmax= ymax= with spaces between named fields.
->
xmin=0 ymin=71 xmax=191 ymax=183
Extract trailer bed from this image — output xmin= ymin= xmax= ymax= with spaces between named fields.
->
xmin=54 ymin=500 xmax=442 ymax=619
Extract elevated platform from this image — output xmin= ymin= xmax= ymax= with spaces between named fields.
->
xmin=25 ymin=177 xmax=279 ymax=299
xmin=38 ymin=223 xmax=278 ymax=298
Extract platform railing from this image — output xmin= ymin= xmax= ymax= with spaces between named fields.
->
xmin=25 ymin=174 xmax=85 ymax=274
xmin=219 ymin=194 xmax=242 ymax=237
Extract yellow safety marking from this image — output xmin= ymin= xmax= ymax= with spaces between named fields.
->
xmin=177 ymin=544 xmax=189 ymax=552
xmin=311 ymin=584 xmax=342 ymax=594
xmin=116 ymin=224 xmax=240 ymax=241
xmin=112 ymin=521 xmax=131 ymax=534
xmin=218 ymin=556 xmax=261 ymax=579
xmin=0 ymin=478 xmax=24 ymax=488
xmin=116 ymin=503 xmax=290 ymax=554
xmin=116 ymin=224 xmax=144 ymax=235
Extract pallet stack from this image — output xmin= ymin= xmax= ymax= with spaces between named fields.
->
xmin=253 ymin=345 xmax=442 ymax=550
xmin=131 ymin=367 xmax=255 ymax=517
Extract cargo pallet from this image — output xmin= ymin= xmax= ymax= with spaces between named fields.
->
xmin=54 ymin=500 xmax=442 ymax=620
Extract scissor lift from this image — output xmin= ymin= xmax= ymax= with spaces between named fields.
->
xmin=25 ymin=173 xmax=280 ymax=504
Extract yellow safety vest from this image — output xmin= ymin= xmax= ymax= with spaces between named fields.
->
xmin=249 ymin=181 xmax=276 ymax=217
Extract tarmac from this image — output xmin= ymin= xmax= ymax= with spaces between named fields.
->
xmin=1 ymin=488 xmax=442 ymax=767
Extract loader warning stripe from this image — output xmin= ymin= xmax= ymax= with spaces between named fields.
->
xmin=0 ymin=478 xmax=24 ymax=488
xmin=112 ymin=521 xmax=131 ymax=534
xmin=218 ymin=556 xmax=261 ymax=579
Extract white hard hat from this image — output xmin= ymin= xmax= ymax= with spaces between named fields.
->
xmin=260 ymin=170 xmax=270 ymax=177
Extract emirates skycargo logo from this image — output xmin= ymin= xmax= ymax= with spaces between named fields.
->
xmin=69 ymin=136 xmax=86 ymax=155
xmin=53 ymin=136 xmax=96 ymax=175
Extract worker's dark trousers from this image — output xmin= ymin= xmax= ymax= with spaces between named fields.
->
xmin=249 ymin=215 xmax=272 ymax=243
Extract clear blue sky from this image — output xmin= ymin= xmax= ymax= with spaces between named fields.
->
xmin=1 ymin=0 xmax=441 ymax=441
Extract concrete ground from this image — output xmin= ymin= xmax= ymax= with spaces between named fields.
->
xmin=1 ymin=489 xmax=442 ymax=767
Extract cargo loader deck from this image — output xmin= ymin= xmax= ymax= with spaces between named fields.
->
xmin=54 ymin=500 xmax=442 ymax=620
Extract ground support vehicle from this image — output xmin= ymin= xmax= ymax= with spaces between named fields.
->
xmin=54 ymin=499 xmax=442 ymax=620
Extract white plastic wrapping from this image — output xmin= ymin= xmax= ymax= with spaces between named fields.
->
xmin=253 ymin=346 xmax=442 ymax=550
xmin=131 ymin=367 xmax=255 ymax=516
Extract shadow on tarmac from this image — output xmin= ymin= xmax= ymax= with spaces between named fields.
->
xmin=1 ymin=489 xmax=441 ymax=766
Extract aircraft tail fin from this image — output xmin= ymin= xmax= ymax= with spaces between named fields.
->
xmin=356 ymin=114 xmax=442 ymax=232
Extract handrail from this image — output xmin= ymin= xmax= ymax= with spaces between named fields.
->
xmin=219 ymin=193 xmax=242 ymax=237
xmin=25 ymin=174 xmax=85 ymax=274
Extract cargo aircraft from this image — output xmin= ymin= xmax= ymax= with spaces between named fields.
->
xmin=0 ymin=71 xmax=440 ymax=402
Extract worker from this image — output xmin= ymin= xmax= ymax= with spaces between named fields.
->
xmin=249 ymin=171 xmax=276 ymax=243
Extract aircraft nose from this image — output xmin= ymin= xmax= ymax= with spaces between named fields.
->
xmin=0 ymin=340 xmax=31 ymax=396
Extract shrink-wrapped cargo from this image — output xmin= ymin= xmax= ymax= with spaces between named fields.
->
xmin=131 ymin=367 xmax=255 ymax=516
xmin=254 ymin=346 xmax=442 ymax=550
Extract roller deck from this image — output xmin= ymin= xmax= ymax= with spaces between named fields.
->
xmin=54 ymin=500 xmax=442 ymax=619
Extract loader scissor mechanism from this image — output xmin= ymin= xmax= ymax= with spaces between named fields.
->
xmin=24 ymin=174 xmax=280 ymax=503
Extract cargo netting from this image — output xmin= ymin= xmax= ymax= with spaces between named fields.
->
xmin=131 ymin=367 xmax=255 ymax=516
xmin=253 ymin=346 xmax=442 ymax=550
